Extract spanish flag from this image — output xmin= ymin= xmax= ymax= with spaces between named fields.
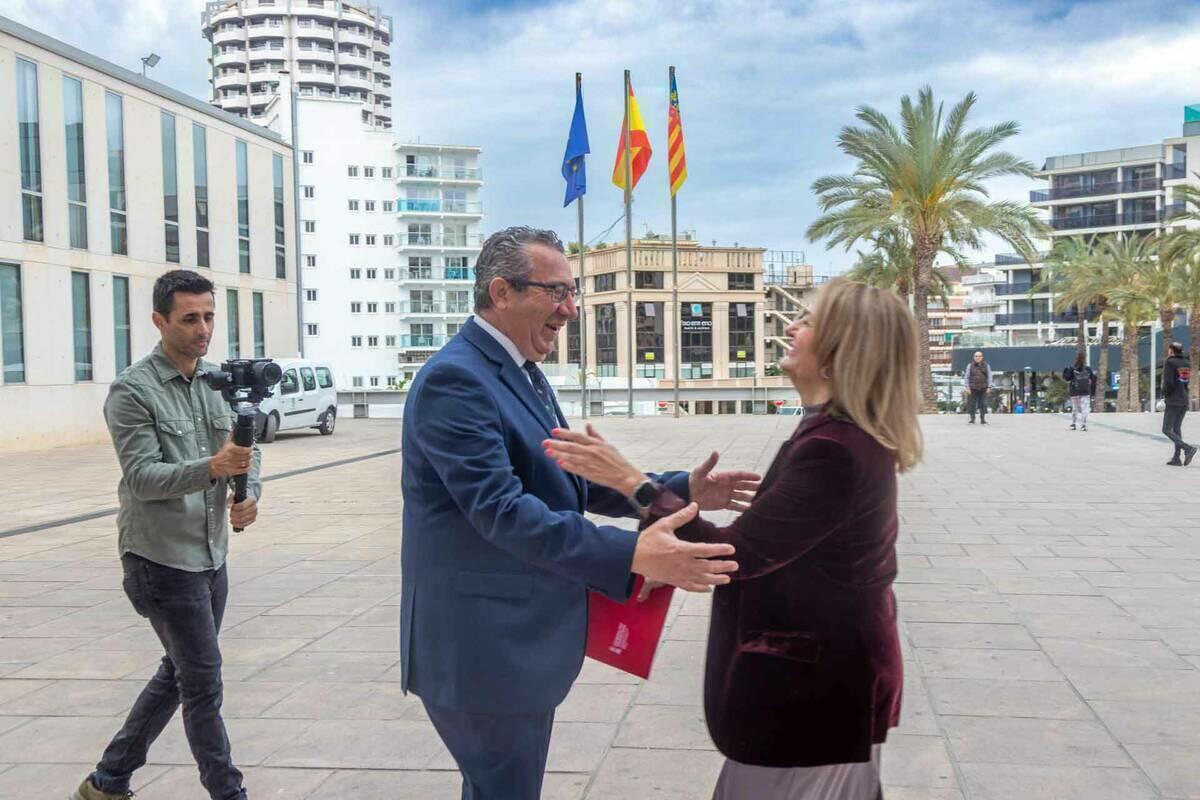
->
xmin=612 ymin=80 xmax=652 ymax=192
xmin=668 ymin=72 xmax=687 ymax=195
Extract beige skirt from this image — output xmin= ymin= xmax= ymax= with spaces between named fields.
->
xmin=712 ymin=745 xmax=883 ymax=800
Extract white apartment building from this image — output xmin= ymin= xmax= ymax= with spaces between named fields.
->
xmin=201 ymin=0 xmax=392 ymax=129
xmin=0 ymin=16 xmax=298 ymax=451
xmin=393 ymin=142 xmax=483 ymax=386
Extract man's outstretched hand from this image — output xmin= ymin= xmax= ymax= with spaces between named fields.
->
xmin=631 ymin=503 xmax=737 ymax=593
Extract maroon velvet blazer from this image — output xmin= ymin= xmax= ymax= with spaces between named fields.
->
xmin=647 ymin=410 xmax=902 ymax=768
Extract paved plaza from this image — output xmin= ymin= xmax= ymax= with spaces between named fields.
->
xmin=1 ymin=412 xmax=1199 ymax=799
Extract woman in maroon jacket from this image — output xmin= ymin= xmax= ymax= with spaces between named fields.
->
xmin=546 ymin=278 xmax=923 ymax=799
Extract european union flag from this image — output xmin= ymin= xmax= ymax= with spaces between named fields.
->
xmin=561 ymin=83 xmax=590 ymax=207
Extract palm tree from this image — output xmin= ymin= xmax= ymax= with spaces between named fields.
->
xmin=844 ymin=229 xmax=955 ymax=307
xmin=1035 ymin=235 xmax=1112 ymax=410
xmin=1101 ymin=235 xmax=1158 ymax=412
xmin=807 ymin=86 xmax=1049 ymax=410
xmin=1163 ymin=188 xmax=1200 ymax=408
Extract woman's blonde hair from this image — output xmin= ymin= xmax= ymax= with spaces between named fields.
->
xmin=810 ymin=277 xmax=924 ymax=472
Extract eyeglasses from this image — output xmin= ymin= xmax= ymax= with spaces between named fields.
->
xmin=511 ymin=279 xmax=579 ymax=304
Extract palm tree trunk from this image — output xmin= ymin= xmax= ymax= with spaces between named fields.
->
xmin=1094 ymin=314 xmax=1109 ymax=412
xmin=1076 ymin=302 xmax=1087 ymax=362
xmin=912 ymin=237 xmax=937 ymax=412
xmin=1190 ymin=305 xmax=1200 ymax=411
xmin=1121 ymin=323 xmax=1140 ymax=412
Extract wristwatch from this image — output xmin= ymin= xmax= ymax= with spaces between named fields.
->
xmin=629 ymin=479 xmax=664 ymax=512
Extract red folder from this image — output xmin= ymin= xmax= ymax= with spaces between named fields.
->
xmin=586 ymin=576 xmax=674 ymax=679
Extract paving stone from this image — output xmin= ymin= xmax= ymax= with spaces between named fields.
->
xmin=958 ymin=763 xmax=1158 ymax=800
xmin=914 ymin=647 xmax=1063 ymax=680
xmin=925 ymin=678 xmax=1091 ymax=719
xmin=941 ymin=716 xmax=1131 ymax=766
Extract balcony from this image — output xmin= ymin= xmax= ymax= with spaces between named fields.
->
xmin=339 ymin=71 xmax=372 ymax=91
xmin=294 ymin=2 xmax=339 ymax=20
xmin=212 ymin=26 xmax=245 ymax=45
xmin=995 ymin=311 xmax=1080 ymax=326
xmin=218 ymin=94 xmax=249 ymax=111
xmin=398 ymin=301 xmax=472 ymax=315
xmin=374 ymin=101 xmax=392 ymax=120
xmin=396 ymin=199 xmax=482 ymax=215
xmin=398 ymin=267 xmax=475 ymax=283
xmin=398 ymin=334 xmax=449 ymax=348
xmin=963 ymin=312 xmax=996 ymax=327
xmin=993 ymin=281 xmax=1053 ymax=297
xmin=1030 ymin=176 xmax=1161 ymax=203
xmin=214 ymin=70 xmax=247 ymax=90
xmin=296 ymin=45 xmax=336 ymax=63
xmin=403 ymin=234 xmax=483 ymax=248
xmin=337 ymin=50 xmax=373 ymax=70
xmin=399 ymin=164 xmax=483 ymax=182
xmin=1164 ymin=163 xmax=1189 ymax=181
xmin=339 ymin=27 xmax=374 ymax=47
xmin=1049 ymin=207 xmax=1163 ymax=231
xmin=212 ymin=49 xmax=246 ymax=68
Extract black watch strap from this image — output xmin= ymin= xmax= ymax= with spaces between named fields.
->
xmin=631 ymin=479 xmax=663 ymax=510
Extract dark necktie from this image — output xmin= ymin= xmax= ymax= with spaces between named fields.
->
xmin=523 ymin=361 xmax=558 ymax=427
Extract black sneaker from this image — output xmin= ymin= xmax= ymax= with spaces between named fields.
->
xmin=968 ymin=419 xmax=975 ymax=424
xmin=1186 ymin=446 xmax=1198 ymax=466
xmin=1081 ymin=425 xmax=1087 ymax=431
xmin=1070 ymin=424 xmax=1076 ymax=430
xmin=1167 ymin=459 xmax=1183 ymax=466
xmin=981 ymin=420 xmax=988 ymax=425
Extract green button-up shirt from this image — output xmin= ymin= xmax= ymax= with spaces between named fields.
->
xmin=104 ymin=343 xmax=263 ymax=572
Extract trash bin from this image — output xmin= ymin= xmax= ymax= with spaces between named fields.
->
xmin=1014 ymin=403 xmax=1025 ymax=414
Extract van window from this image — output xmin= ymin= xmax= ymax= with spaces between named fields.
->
xmin=316 ymin=367 xmax=334 ymax=388
xmin=280 ymin=369 xmax=299 ymax=396
xmin=300 ymin=367 xmax=317 ymax=391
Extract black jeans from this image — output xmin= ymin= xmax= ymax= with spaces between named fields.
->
xmin=1163 ymin=405 xmax=1190 ymax=458
xmin=91 ymin=554 xmax=245 ymax=800
xmin=967 ymin=389 xmax=988 ymax=422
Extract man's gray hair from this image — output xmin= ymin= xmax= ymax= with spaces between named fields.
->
xmin=474 ymin=226 xmax=565 ymax=311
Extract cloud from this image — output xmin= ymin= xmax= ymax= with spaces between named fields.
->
xmin=5 ymin=0 xmax=1200 ymax=271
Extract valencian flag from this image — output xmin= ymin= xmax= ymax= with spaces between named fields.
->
xmin=561 ymin=81 xmax=590 ymax=207
xmin=668 ymin=72 xmax=687 ymax=195
xmin=612 ymin=80 xmax=652 ymax=191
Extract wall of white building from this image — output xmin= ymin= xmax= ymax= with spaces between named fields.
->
xmin=0 ymin=19 xmax=297 ymax=451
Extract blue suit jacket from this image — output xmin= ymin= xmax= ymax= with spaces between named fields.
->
xmin=399 ymin=317 xmax=689 ymax=713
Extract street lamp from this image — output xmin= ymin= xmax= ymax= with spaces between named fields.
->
xmin=140 ymin=52 xmax=161 ymax=78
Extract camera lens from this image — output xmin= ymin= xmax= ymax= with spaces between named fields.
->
xmin=257 ymin=362 xmax=283 ymax=385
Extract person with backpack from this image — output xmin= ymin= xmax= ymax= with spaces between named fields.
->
xmin=962 ymin=351 xmax=993 ymax=424
xmin=1162 ymin=341 xmax=1196 ymax=466
xmin=1062 ymin=354 xmax=1097 ymax=431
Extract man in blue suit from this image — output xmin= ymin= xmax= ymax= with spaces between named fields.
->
xmin=401 ymin=227 xmax=753 ymax=799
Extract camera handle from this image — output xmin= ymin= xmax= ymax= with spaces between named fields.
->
xmin=231 ymin=406 xmax=257 ymax=533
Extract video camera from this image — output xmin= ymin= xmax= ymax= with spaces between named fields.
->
xmin=201 ymin=358 xmax=282 ymax=531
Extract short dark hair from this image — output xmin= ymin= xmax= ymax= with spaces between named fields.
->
xmin=474 ymin=226 xmax=565 ymax=311
xmin=1074 ymin=352 xmax=1086 ymax=369
xmin=1169 ymin=341 xmax=1184 ymax=356
xmin=154 ymin=270 xmax=215 ymax=318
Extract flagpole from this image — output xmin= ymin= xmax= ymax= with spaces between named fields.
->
xmin=576 ymin=72 xmax=589 ymax=420
xmin=624 ymin=69 xmax=634 ymax=419
xmin=670 ymin=66 xmax=680 ymax=419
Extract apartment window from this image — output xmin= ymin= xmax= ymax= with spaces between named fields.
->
xmin=352 ymin=376 xmax=363 ymax=387
xmin=365 ymin=200 xmax=376 ymax=212
xmin=410 ymin=289 xmax=433 ymax=312
xmin=252 ymin=292 xmax=265 ymax=357
xmin=370 ymin=376 xmax=380 ymax=387
xmin=350 ymin=268 xmax=361 ymax=279
xmin=383 ymin=268 xmax=395 ymax=280
xmin=445 ymin=224 xmax=468 ymax=247
xmin=729 ymin=302 xmax=755 ymax=369
xmin=408 ymin=223 xmax=432 ymax=245
xmin=0 ymin=264 xmax=25 ymax=383
xmin=305 ymin=255 xmax=317 ymax=267
xmin=236 ymin=140 xmax=250 ymax=273
xmin=367 ymin=335 xmax=378 ymax=347
xmin=304 ymin=220 xmax=316 ymax=233
xmin=595 ymin=273 xmax=617 ymax=293
xmin=193 ymin=124 xmax=209 ymax=267
xmin=365 ymin=234 xmax=376 ymax=246
xmin=302 ymin=150 xmax=313 ymax=164
xmin=367 ymin=302 xmax=378 ymax=313
xmin=71 ymin=272 xmax=93 ymax=381
xmin=226 ymin=289 xmax=240 ymax=358
xmin=447 ymin=290 xmax=470 ymax=314
xmin=635 ymin=271 xmax=663 ymax=289
xmin=16 ymin=59 xmax=43 ymax=242
xmin=161 ymin=113 xmax=180 ymax=263
xmin=366 ymin=268 xmax=377 ymax=279
xmin=113 ymin=275 xmax=131 ymax=373
xmin=63 ymin=76 xmax=87 ymax=249
xmin=382 ymin=166 xmax=393 ymax=179
xmin=408 ymin=256 xmax=432 ymax=278
xmin=385 ymin=302 xmax=395 ymax=313
xmin=106 ymin=92 xmax=127 ymax=255
xmin=273 ymin=154 xmax=286 ymax=278
xmin=302 ymin=185 xmax=314 ymax=199
xmin=305 ymin=289 xmax=317 ymax=301
xmin=596 ymin=303 xmax=617 ymax=375
xmin=446 ymin=256 xmax=471 ymax=280
xmin=348 ymin=199 xmax=360 ymax=211
xmin=681 ymin=302 xmax=713 ymax=379
xmin=364 ymin=166 xmax=375 ymax=178
xmin=567 ymin=318 xmax=580 ymax=364
xmin=306 ymin=323 xmax=318 ymax=336
xmin=385 ymin=335 xmax=396 ymax=346
xmin=383 ymin=234 xmax=394 ymax=246
xmin=349 ymin=234 xmax=360 ymax=245
xmin=347 ymin=165 xmax=359 ymax=177
xmin=351 ymin=336 xmax=362 ymax=347
xmin=447 ymin=323 xmax=462 ymax=337
xmin=728 ymin=272 xmax=755 ymax=290
xmin=351 ymin=302 xmax=362 ymax=313
xmin=383 ymin=200 xmax=393 ymax=212
xmin=636 ymin=302 xmax=664 ymax=378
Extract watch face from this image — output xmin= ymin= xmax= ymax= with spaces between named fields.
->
xmin=635 ymin=481 xmax=660 ymax=506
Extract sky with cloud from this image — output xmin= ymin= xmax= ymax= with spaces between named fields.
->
xmin=4 ymin=0 xmax=1200 ymax=273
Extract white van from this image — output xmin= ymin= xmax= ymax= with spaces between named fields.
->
xmin=256 ymin=359 xmax=338 ymax=442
